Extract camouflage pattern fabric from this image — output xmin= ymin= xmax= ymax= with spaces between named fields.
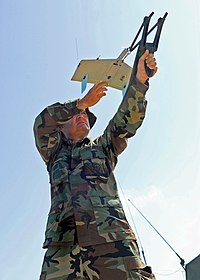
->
xmin=34 ymin=77 xmax=154 ymax=278
xmin=39 ymin=240 xmax=155 ymax=280
xmin=33 ymin=78 xmax=148 ymax=248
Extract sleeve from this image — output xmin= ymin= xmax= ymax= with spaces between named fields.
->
xmin=97 ymin=77 xmax=149 ymax=169
xmin=33 ymin=100 xmax=82 ymax=164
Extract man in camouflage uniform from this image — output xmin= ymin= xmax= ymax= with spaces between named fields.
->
xmin=34 ymin=50 xmax=158 ymax=280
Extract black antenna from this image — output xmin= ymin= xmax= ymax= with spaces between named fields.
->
xmin=118 ymin=183 xmax=147 ymax=264
xmin=128 ymin=199 xmax=185 ymax=270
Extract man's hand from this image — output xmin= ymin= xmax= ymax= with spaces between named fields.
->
xmin=136 ymin=50 xmax=158 ymax=84
xmin=77 ymin=82 xmax=108 ymax=110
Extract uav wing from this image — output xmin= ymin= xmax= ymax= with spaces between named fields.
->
xmin=71 ymin=12 xmax=168 ymax=93
xmin=71 ymin=58 xmax=132 ymax=91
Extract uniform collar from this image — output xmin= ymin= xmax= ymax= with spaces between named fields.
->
xmin=61 ymin=133 xmax=90 ymax=147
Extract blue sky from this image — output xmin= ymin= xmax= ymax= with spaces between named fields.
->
xmin=0 ymin=1 xmax=200 ymax=280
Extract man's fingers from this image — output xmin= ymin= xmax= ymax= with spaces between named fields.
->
xmin=96 ymin=87 xmax=107 ymax=96
xmin=146 ymin=59 xmax=157 ymax=69
xmin=145 ymin=54 xmax=157 ymax=71
xmin=93 ymin=83 xmax=108 ymax=96
xmin=140 ymin=50 xmax=157 ymax=67
xmin=93 ymin=81 xmax=108 ymax=90
xmin=153 ymin=67 xmax=158 ymax=74
xmin=136 ymin=49 xmax=158 ymax=83
xmin=139 ymin=49 xmax=149 ymax=61
xmin=146 ymin=56 xmax=156 ymax=63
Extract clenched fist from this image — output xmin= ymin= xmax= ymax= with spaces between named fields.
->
xmin=136 ymin=50 xmax=158 ymax=84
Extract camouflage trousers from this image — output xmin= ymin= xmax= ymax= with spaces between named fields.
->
xmin=39 ymin=240 xmax=156 ymax=280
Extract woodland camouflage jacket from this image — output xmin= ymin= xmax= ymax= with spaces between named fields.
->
xmin=33 ymin=78 xmax=148 ymax=248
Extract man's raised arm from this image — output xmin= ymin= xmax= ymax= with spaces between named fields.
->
xmin=97 ymin=50 xmax=158 ymax=160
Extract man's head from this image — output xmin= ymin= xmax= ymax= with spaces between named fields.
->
xmin=60 ymin=111 xmax=91 ymax=142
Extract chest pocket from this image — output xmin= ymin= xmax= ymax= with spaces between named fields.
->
xmin=80 ymin=148 xmax=110 ymax=183
xmin=49 ymin=155 xmax=69 ymax=186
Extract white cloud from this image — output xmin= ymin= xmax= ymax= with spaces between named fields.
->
xmin=119 ymin=184 xmax=200 ymax=280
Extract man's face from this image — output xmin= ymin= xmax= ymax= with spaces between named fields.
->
xmin=61 ymin=111 xmax=90 ymax=141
